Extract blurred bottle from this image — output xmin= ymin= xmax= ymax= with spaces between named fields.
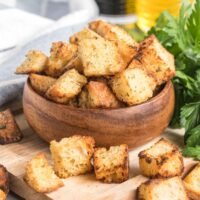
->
xmin=135 ymin=0 xmax=181 ymax=32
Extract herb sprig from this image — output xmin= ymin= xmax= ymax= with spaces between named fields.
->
xmin=149 ymin=0 xmax=200 ymax=159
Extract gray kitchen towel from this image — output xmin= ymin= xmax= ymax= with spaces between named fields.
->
xmin=0 ymin=23 xmax=85 ymax=106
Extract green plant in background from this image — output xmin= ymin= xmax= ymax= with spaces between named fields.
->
xmin=149 ymin=0 xmax=200 ymax=159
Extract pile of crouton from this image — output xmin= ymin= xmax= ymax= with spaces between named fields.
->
xmin=24 ymin=135 xmax=200 ymax=200
xmin=16 ymin=20 xmax=175 ymax=108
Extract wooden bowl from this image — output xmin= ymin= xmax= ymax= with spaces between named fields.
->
xmin=23 ymin=80 xmax=175 ymax=149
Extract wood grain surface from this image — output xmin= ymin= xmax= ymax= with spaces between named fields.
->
xmin=23 ymin=80 xmax=175 ymax=149
xmin=0 ymin=112 xmax=196 ymax=200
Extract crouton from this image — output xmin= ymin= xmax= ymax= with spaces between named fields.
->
xmin=45 ymin=42 xmax=78 ymax=77
xmin=79 ymin=81 xmax=121 ymax=108
xmin=0 ymin=109 xmax=23 ymax=144
xmin=0 ymin=165 xmax=9 ymax=195
xmin=78 ymin=37 xmax=126 ymax=76
xmin=110 ymin=68 xmax=156 ymax=105
xmin=24 ymin=153 xmax=63 ymax=193
xmin=67 ymin=97 xmax=78 ymax=107
xmin=89 ymin=20 xmax=137 ymax=47
xmin=137 ymin=176 xmax=188 ymax=200
xmin=138 ymin=138 xmax=184 ymax=178
xmin=46 ymin=69 xmax=87 ymax=104
xmin=0 ymin=189 xmax=6 ymax=200
xmin=29 ymin=74 xmax=56 ymax=95
xmin=16 ymin=50 xmax=47 ymax=74
xmin=130 ymin=35 xmax=175 ymax=85
xmin=89 ymin=20 xmax=138 ymax=65
xmin=69 ymin=28 xmax=102 ymax=44
xmin=50 ymin=135 xmax=95 ymax=178
xmin=47 ymin=55 xmax=83 ymax=78
xmin=93 ymin=144 xmax=129 ymax=183
xmin=183 ymin=162 xmax=200 ymax=200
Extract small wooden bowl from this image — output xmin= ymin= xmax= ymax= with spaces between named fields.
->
xmin=23 ymin=80 xmax=175 ymax=149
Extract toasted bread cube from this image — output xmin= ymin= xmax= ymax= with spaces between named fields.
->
xmin=79 ymin=37 xmax=126 ymax=76
xmin=93 ymin=144 xmax=129 ymax=183
xmin=0 ymin=109 xmax=23 ymax=144
xmin=29 ymin=74 xmax=56 ymax=95
xmin=0 ymin=165 xmax=9 ymax=195
xmin=79 ymin=81 xmax=121 ymax=108
xmin=130 ymin=35 xmax=175 ymax=85
xmin=46 ymin=69 xmax=87 ymax=104
xmin=137 ymin=176 xmax=188 ymax=200
xmin=16 ymin=50 xmax=47 ymax=74
xmin=89 ymin=20 xmax=138 ymax=65
xmin=69 ymin=28 xmax=102 ymax=44
xmin=89 ymin=20 xmax=137 ymax=47
xmin=24 ymin=153 xmax=63 ymax=193
xmin=45 ymin=42 xmax=78 ymax=77
xmin=0 ymin=190 xmax=6 ymax=200
xmin=50 ymin=135 xmax=95 ymax=178
xmin=138 ymin=138 xmax=184 ymax=178
xmin=183 ymin=163 xmax=200 ymax=200
xmin=111 ymin=68 xmax=156 ymax=106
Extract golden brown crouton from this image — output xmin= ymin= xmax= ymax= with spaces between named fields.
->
xmin=45 ymin=42 xmax=78 ymax=77
xmin=89 ymin=20 xmax=138 ymax=65
xmin=78 ymin=37 xmax=126 ymax=76
xmin=29 ymin=74 xmax=56 ymax=95
xmin=69 ymin=28 xmax=102 ymax=44
xmin=0 ymin=109 xmax=23 ymax=144
xmin=110 ymin=68 xmax=156 ymax=106
xmin=46 ymin=69 xmax=87 ymax=104
xmin=183 ymin=163 xmax=200 ymax=200
xmin=50 ymin=135 xmax=95 ymax=178
xmin=24 ymin=153 xmax=63 ymax=193
xmin=16 ymin=50 xmax=47 ymax=74
xmin=138 ymin=138 xmax=184 ymax=178
xmin=0 ymin=165 xmax=9 ymax=195
xmin=79 ymin=81 xmax=121 ymax=108
xmin=93 ymin=144 xmax=129 ymax=183
xmin=0 ymin=189 xmax=6 ymax=200
xmin=137 ymin=176 xmax=188 ymax=200
xmin=130 ymin=35 xmax=175 ymax=85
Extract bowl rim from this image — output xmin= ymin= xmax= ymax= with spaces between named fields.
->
xmin=25 ymin=79 xmax=173 ymax=112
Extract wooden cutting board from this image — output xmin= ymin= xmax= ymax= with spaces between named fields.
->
xmin=0 ymin=111 xmax=196 ymax=200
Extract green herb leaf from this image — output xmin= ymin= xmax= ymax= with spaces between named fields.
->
xmin=180 ymin=102 xmax=200 ymax=132
xmin=182 ymin=146 xmax=200 ymax=160
xmin=186 ymin=125 xmax=200 ymax=146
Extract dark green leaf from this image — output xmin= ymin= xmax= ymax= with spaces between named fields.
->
xmin=180 ymin=102 xmax=200 ymax=132
xmin=182 ymin=146 xmax=200 ymax=160
xmin=186 ymin=125 xmax=200 ymax=146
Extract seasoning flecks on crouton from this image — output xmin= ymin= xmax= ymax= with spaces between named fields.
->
xmin=29 ymin=74 xmax=56 ymax=95
xmin=137 ymin=176 xmax=189 ymax=200
xmin=93 ymin=144 xmax=129 ymax=183
xmin=79 ymin=81 xmax=121 ymax=109
xmin=130 ymin=35 xmax=175 ymax=85
xmin=89 ymin=20 xmax=138 ymax=65
xmin=45 ymin=42 xmax=78 ymax=77
xmin=78 ymin=37 xmax=126 ymax=77
xmin=138 ymin=138 xmax=184 ymax=178
xmin=16 ymin=50 xmax=47 ymax=74
xmin=184 ymin=162 xmax=200 ymax=200
xmin=111 ymin=68 xmax=156 ymax=106
xmin=50 ymin=135 xmax=95 ymax=178
xmin=69 ymin=28 xmax=102 ymax=44
xmin=24 ymin=153 xmax=64 ymax=193
xmin=46 ymin=69 xmax=87 ymax=104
